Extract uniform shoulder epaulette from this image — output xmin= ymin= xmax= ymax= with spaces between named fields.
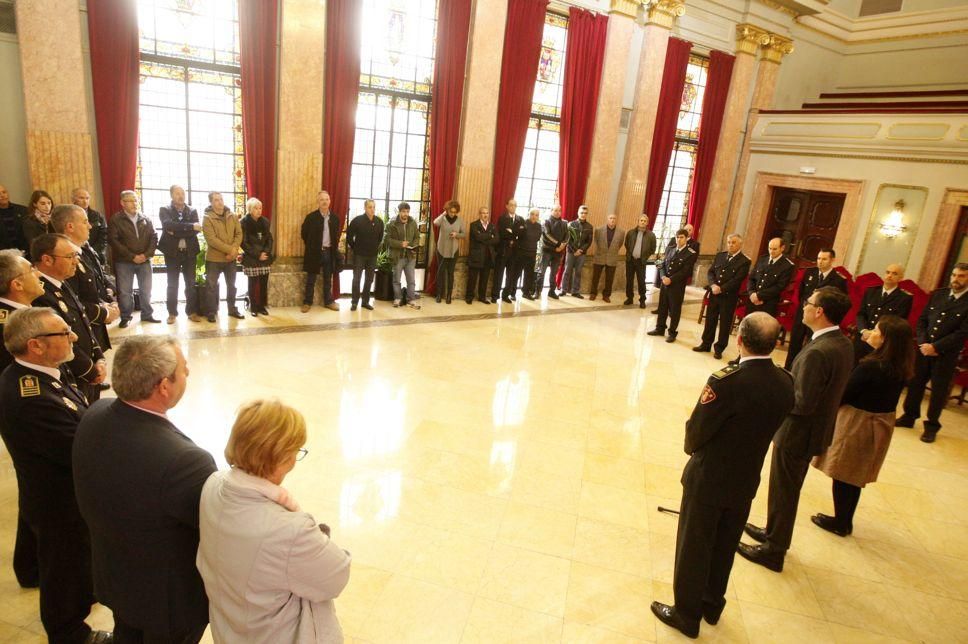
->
xmin=742 ymin=254 xmax=750 ymax=261
xmin=900 ymin=288 xmax=912 ymax=296
xmin=685 ymin=247 xmax=697 ymax=254
xmin=0 ymin=309 xmax=7 ymax=322
xmin=710 ymin=364 xmax=740 ymax=380
xmin=783 ymin=256 xmax=795 ymax=265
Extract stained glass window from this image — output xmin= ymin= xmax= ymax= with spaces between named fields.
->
xmin=349 ymin=0 xmax=437 ymax=268
xmin=653 ymin=54 xmax=709 ymax=250
xmin=136 ymin=0 xmax=246 ymax=239
xmin=514 ymin=12 xmax=568 ymax=220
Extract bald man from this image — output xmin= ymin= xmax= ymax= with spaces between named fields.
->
xmin=71 ymin=188 xmax=108 ymax=264
xmin=853 ymin=264 xmax=913 ymax=362
xmin=746 ymin=238 xmax=795 ymax=317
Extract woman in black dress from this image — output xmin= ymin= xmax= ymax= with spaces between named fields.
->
xmin=240 ymin=198 xmax=273 ymax=316
xmin=22 ymin=189 xmax=53 ymax=258
xmin=811 ymin=315 xmax=915 ymax=536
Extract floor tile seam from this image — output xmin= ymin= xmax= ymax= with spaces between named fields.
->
xmin=561 ymin=568 xmax=660 ymax=643
xmin=460 ymin=596 xmax=569 ymax=634
xmin=799 ymin=563 xmax=913 ymax=638
xmin=735 ymin=598 xmax=834 ymax=632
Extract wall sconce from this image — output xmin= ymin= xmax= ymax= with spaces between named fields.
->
xmin=879 ymin=200 xmax=907 ymax=238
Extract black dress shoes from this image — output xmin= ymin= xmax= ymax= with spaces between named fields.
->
xmin=118 ymin=319 xmax=130 ymax=329
xmin=207 ymin=315 xmax=217 ymax=323
xmin=351 ymin=303 xmax=358 ymax=311
xmin=85 ymin=631 xmax=114 ymax=644
xmin=623 ymin=298 xmax=633 ymax=305
xmin=737 ymin=543 xmax=784 ymax=572
xmin=362 ymin=303 xmax=373 ymax=310
xmin=703 ymin=604 xmax=723 ymax=625
xmin=501 ymin=296 xmax=512 ymax=303
xmin=548 ymin=292 xmax=559 ymax=299
xmin=665 ymin=334 xmax=677 ymax=343
xmin=743 ymin=523 xmax=767 ymax=543
xmin=141 ymin=316 xmax=161 ymax=323
xmin=921 ymin=430 xmax=938 ymax=443
xmin=646 ymin=328 xmax=665 ymax=337
xmin=692 ymin=345 xmax=711 ymax=353
xmin=228 ymin=309 xmax=244 ymax=319
xmin=639 ymin=301 xmax=646 ymax=309
xmin=650 ymin=602 xmax=699 ymax=639
xmin=811 ymin=513 xmax=851 ymax=536
xmin=479 ymin=298 xmax=492 ymax=305
xmin=573 ymin=293 xmax=584 ymax=299
xmin=713 ymin=351 xmax=723 ymax=359
xmin=895 ymin=415 xmax=915 ymax=428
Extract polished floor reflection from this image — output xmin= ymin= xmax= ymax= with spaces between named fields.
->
xmin=2 ymin=293 xmax=967 ymax=642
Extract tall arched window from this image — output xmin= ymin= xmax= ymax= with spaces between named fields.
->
xmin=136 ymin=0 xmax=246 ymax=233
xmin=349 ymin=0 xmax=437 ymax=269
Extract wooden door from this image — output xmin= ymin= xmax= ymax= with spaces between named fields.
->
xmin=760 ymin=188 xmax=846 ymax=268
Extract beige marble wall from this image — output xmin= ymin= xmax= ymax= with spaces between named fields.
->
xmin=274 ymin=0 xmax=325 ymax=260
xmin=16 ymin=0 xmax=95 ymax=202
xmin=583 ymin=10 xmax=636 ymax=230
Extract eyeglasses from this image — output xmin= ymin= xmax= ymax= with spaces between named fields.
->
xmin=803 ymin=300 xmax=818 ymax=308
xmin=34 ymin=330 xmax=73 ymax=339
xmin=51 ymin=253 xmax=81 ymax=260
xmin=296 ymin=448 xmax=309 ymax=461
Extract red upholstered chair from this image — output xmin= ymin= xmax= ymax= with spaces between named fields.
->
xmin=775 ymin=275 xmax=802 ymax=345
xmin=698 ymin=290 xmax=710 ymax=325
xmin=833 ymin=266 xmax=855 ymax=331
xmin=951 ymin=341 xmax=968 ymax=405
xmin=843 ymin=272 xmax=883 ymax=333
xmin=898 ymin=279 xmax=930 ymax=328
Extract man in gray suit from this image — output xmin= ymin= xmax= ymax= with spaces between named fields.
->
xmin=738 ymin=286 xmax=853 ymax=572
xmin=589 ymin=214 xmax=625 ymax=302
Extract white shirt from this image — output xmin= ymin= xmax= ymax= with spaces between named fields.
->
xmin=883 ymin=286 xmax=897 ymax=297
xmin=42 ymin=274 xmax=63 ymax=288
xmin=0 ymin=297 xmax=28 ymax=309
xmin=739 ymin=355 xmax=773 ymax=364
xmin=952 ymin=289 xmax=966 ymax=300
xmin=811 ymin=325 xmax=840 ymax=339
xmin=14 ymin=358 xmax=61 ymax=381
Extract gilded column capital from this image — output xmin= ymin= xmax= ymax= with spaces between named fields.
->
xmin=644 ymin=0 xmax=685 ymax=29
xmin=735 ymin=23 xmax=771 ymax=56
xmin=609 ymin=0 xmax=640 ymax=18
xmin=760 ymin=33 xmax=794 ymax=63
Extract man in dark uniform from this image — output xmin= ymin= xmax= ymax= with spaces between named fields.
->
xmin=853 ymin=263 xmax=913 ymax=363
xmin=71 ymin=188 xmax=108 ymax=265
xmin=651 ymin=312 xmax=794 ymax=639
xmin=492 ymin=198 xmax=520 ymax=302
xmin=0 ymin=249 xmax=46 ymax=590
xmin=746 ymin=237 xmax=795 ymax=316
xmin=896 ymin=263 xmax=968 ymax=443
xmin=300 ymin=190 xmax=342 ymax=312
xmin=739 ymin=287 xmax=853 ymax=572
xmin=31 ymin=234 xmax=106 ymax=402
xmin=784 ymin=248 xmax=848 ymax=370
xmin=652 ymin=223 xmax=699 ymax=312
xmin=0 ymin=307 xmax=111 ymax=644
xmin=51 ymin=205 xmax=119 ymax=352
xmin=694 ymin=234 xmax=751 ymax=359
xmin=505 ymin=208 xmax=542 ymax=300
xmin=0 ymin=183 xmax=29 ymax=253
xmin=648 ymin=229 xmax=698 ymax=343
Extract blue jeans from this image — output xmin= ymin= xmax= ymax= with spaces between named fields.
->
xmin=535 ymin=251 xmax=562 ymax=295
xmin=205 ymin=261 xmax=238 ymax=315
xmin=393 ymin=257 xmax=417 ymax=302
xmin=561 ymin=252 xmax=586 ymax=294
xmin=115 ymin=261 xmax=153 ymax=320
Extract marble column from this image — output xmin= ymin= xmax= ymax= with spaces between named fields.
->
xmin=723 ymin=33 xmax=794 ymax=241
xmin=270 ymin=0 xmax=326 ymax=306
xmin=582 ymin=1 xmax=637 ymax=228
xmin=613 ymin=0 xmax=684 ymax=233
xmin=696 ymin=24 xmax=767 ymax=255
xmin=16 ymin=0 xmax=96 ymax=205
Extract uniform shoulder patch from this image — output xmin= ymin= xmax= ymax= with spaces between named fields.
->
xmin=783 ymin=256 xmax=795 ymax=265
xmin=0 ymin=309 xmax=7 ymax=322
xmin=685 ymin=247 xmax=697 ymax=254
xmin=19 ymin=375 xmax=41 ymax=397
xmin=699 ymin=384 xmax=717 ymax=404
xmin=710 ymin=364 xmax=740 ymax=380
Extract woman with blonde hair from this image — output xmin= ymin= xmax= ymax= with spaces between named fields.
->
xmin=240 ymin=197 xmax=273 ymax=316
xmin=197 ymin=400 xmax=351 ymax=643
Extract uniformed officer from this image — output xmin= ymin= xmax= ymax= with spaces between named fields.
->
xmin=30 ymin=234 xmax=106 ymax=402
xmin=784 ymin=248 xmax=849 ymax=369
xmin=51 ymin=205 xmax=119 ymax=351
xmin=651 ymin=313 xmax=795 ymax=639
xmin=648 ymin=229 xmax=698 ymax=343
xmin=747 ymin=237 xmax=795 ymax=316
xmin=694 ymin=234 xmax=752 ymax=359
xmin=896 ymin=263 xmax=968 ymax=442
xmin=499 ymin=203 xmax=527 ymax=303
xmin=71 ymin=188 xmax=108 ymax=265
xmin=0 ymin=307 xmax=111 ymax=644
xmin=853 ymin=264 xmax=912 ymax=363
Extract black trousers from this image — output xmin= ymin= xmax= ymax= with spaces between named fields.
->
xmin=27 ymin=513 xmax=95 ymax=644
xmin=303 ymin=249 xmax=335 ymax=305
xmin=14 ymin=511 xmax=38 ymax=587
xmin=590 ymin=263 xmax=616 ymax=297
xmin=246 ymin=274 xmax=269 ymax=310
xmin=436 ymin=255 xmax=457 ymax=298
xmin=701 ymin=293 xmax=739 ymax=353
xmin=164 ymin=250 xmax=199 ymax=316
xmin=625 ymin=258 xmax=647 ymax=302
xmin=535 ymin=251 xmax=562 ymax=295
xmin=764 ymin=446 xmax=811 ymax=552
xmin=903 ymin=350 xmax=959 ymax=431
xmin=505 ymin=254 xmax=536 ymax=298
xmin=351 ymin=255 xmax=377 ymax=304
xmin=673 ymin=492 xmax=750 ymax=628
xmin=746 ymin=297 xmax=779 ymax=317
xmin=784 ymin=317 xmax=812 ymax=370
xmin=655 ymin=282 xmax=687 ymax=334
xmin=491 ymin=248 xmax=511 ymax=299
xmin=466 ymin=262 xmax=492 ymax=302
xmin=113 ymin=618 xmax=207 ymax=644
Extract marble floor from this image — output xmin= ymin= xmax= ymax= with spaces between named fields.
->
xmin=2 ymin=290 xmax=967 ymax=643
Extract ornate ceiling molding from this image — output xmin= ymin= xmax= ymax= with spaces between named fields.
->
xmin=643 ymin=0 xmax=685 ymax=29
xmin=761 ymin=33 xmax=795 ymax=62
xmin=609 ymin=0 xmax=640 ymax=18
xmin=736 ymin=23 xmax=772 ymax=56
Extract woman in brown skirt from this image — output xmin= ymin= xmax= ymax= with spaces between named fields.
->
xmin=811 ymin=315 xmax=915 ymax=536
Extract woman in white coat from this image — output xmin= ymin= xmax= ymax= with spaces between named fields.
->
xmin=197 ymin=400 xmax=351 ymax=643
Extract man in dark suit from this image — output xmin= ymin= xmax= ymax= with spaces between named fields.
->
xmin=158 ymin=185 xmax=202 ymax=324
xmin=896 ymin=263 xmax=968 ymax=443
xmin=492 ymin=198 xmax=520 ymax=302
xmin=501 ymin=208 xmax=532 ymax=302
xmin=624 ymin=214 xmax=657 ymax=308
xmin=32 ymin=234 xmax=107 ymax=402
xmin=853 ymin=263 xmax=912 ymax=363
xmin=0 ymin=183 xmax=29 ymax=253
xmin=651 ymin=312 xmax=794 ymax=639
xmin=466 ymin=206 xmax=498 ymax=304
xmin=648 ymin=229 xmax=698 ymax=342
xmin=784 ymin=248 xmax=849 ymax=369
xmin=71 ymin=188 xmax=108 ymax=265
xmin=747 ymin=237 xmax=795 ymax=316
xmin=739 ymin=287 xmax=854 ymax=572
xmin=0 ymin=307 xmax=112 ymax=644
xmin=301 ymin=190 xmax=342 ymax=313
xmin=694 ymin=234 xmax=751 ymax=359
xmin=73 ymin=335 xmax=217 ymax=644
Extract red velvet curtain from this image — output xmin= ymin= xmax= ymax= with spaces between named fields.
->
xmin=425 ymin=0 xmax=473 ymax=295
xmin=489 ymin=0 xmax=550 ymax=219
xmin=642 ymin=37 xmax=692 ymax=230
xmin=239 ymin=0 xmax=278 ymax=219
xmin=87 ymin=0 xmax=139 ymax=219
xmin=323 ymin=0 xmax=362 ymax=293
xmin=686 ymin=50 xmax=734 ymax=237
